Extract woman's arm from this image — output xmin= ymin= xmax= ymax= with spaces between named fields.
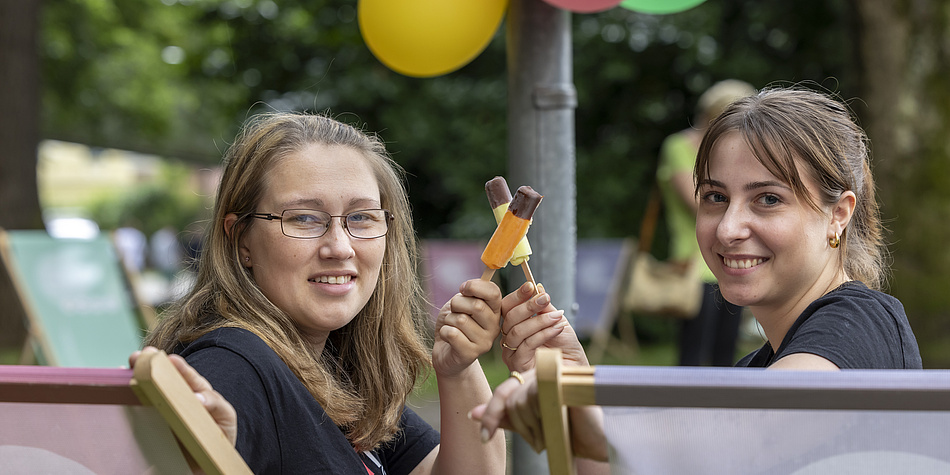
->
xmin=420 ymin=278 xmax=506 ymax=475
xmin=770 ymin=352 xmax=839 ymax=370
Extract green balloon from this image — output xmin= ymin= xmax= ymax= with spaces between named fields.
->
xmin=620 ymin=0 xmax=706 ymax=14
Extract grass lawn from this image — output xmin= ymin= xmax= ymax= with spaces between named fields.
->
xmin=0 ymin=346 xmax=20 ymax=365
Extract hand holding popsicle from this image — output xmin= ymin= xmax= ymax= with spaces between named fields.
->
xmin=480 ymin=185 xmax=542 ymax=281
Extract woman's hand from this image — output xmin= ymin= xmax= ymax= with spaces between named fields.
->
xmin=470 ymin=369 xmax=545 ymax=452
xmin=501 ymin=282 xmax=589 ymax=373
xmin=432 ymin=279 xmax=502 ymax=378
xmin=129 ymin=347 xmax=238 ymax=446
xmin=471 ymin=368 xmax=610 ymax=462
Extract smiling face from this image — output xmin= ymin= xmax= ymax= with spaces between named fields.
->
xmin=237 ymin=142 xmax=385 ymax=349
xmin=696 ymin=131 xmax=849 ymax=322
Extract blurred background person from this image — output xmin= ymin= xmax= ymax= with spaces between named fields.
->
xmin=656 ymin=79 xmax=756 ymax=366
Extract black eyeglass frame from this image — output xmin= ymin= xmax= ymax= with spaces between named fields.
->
xmin=249 ymin=208 xmax=394 ymax=240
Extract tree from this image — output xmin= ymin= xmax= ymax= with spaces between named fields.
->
xmin=0 ymin=0 xmax=43 ymax=230
xmin=0 ymin=0 xmax=42 ymax=347
xmin=854 ymin=0 xmax=950 ymax=365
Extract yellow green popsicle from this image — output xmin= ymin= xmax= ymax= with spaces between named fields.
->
xmin=480 ymin=184 xmax=542 ymax=282
xmin=486 ymin=176 xmax=533 ymax=266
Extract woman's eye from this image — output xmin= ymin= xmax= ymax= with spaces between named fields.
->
xmin=348 ymin=212 xmax=370 ymax=223
xmin=291 ymin=213 xmax=327 ymax=225
xmin=703 ymin=191 xmax=727 ymax=203
xmin=757 ymin=194 xmax=781 ymax=206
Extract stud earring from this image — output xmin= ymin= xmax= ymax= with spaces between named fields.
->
xmin=244 ymin=256 xmax=250 ymax=263
xmin=829 ymin=232 xmax=840 ymax=249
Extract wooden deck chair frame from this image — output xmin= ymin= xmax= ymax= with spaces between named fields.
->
xmin=536 ymin=348 xmax=950 ymax=475
xmin=0 ymin=350 xmax=250 ymax=474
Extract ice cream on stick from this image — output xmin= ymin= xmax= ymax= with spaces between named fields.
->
xmin=485 ymin=177 xmax=539 ymax=291
xmin=480 ymin=184 xmax=543 ymax=281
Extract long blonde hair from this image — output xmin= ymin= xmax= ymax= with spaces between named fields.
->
xmin=146 ymin=112 xmax=431 ymax=451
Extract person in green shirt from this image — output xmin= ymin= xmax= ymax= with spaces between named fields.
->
xmin=656 ymin=79 xmax=755 ymax=366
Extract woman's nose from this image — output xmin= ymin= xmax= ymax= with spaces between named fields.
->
xmin=717 ymin=204 xmax=752 ymax=244
xmin=319 ymin=219 xmax=355 ymax=259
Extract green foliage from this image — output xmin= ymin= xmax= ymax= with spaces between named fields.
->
xmin=41 ymin=0 xmax=854 ymax=244
xmin=88 ymin=160 xmax=209 ymax=236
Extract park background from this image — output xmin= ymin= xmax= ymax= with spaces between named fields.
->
xmin=1 ymin=0 xmax=949 ymax=469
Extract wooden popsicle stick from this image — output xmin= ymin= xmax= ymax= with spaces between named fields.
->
xmin=520 ymin=261 xmax=540 ymax=295
xmin=481 ymin=267 xmax=496 ymax=281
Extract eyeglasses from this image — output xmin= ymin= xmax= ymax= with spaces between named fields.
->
xmin=250 ymin=209 xmax=393 ymax=239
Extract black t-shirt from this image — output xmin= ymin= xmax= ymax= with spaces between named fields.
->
xmin=178 ymin=327 xmax=440 ymax=474
xmin=735 ymin=281 xmax=922 ymax=369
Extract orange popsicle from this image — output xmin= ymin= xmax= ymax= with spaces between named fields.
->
xmin=480 ymin=185 xmax=542 ymax=281
xmin=485 ymin=177 xmax=539 ymax=290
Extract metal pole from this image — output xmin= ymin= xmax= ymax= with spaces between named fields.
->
xmin=507 ymin=0 xmax=576 ymax=472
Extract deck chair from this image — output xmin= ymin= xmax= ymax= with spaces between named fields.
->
xmin=537 ymin=348 xmax=950 ymax=475
xmin=0 ymin=229 xmax=154 ymax=367
xmin=0 ymin=350 xmax=251 ymax=474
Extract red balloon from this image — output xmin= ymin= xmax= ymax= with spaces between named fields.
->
xmin=542 ymin=0 xmax=622 ymax=14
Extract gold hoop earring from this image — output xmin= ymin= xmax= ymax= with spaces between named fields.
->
xmin=829 ymin=232 xmax=840 ymax=249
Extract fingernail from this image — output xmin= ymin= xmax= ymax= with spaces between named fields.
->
xmin=481 ymin=428 xmax=491 ymax=443
xmin=466 ymin=411 xmax=473 ymax=420
xmin=535 ymin=293 xmax=550 ymax=306
xmin=195 ymin=393 xmax=206 ymax=405
xmin=549 ymin=309 xmax=565 ymax=321
xmin=554 ymin=319 xmax=570 ymax=329
xmin=537 ymin=283 xmax=545 ymax=294
xmin=522 ymin=282 xmax=534 ymax=294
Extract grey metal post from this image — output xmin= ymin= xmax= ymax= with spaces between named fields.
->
xmin=506 ymin=0 xmax=576 ymax=472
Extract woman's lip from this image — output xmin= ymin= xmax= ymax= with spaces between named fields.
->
xmin=308 ymin=276 xmax=357 ymax=296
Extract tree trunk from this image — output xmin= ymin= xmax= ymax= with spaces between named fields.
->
xmin=854 ymin=0 xmax=950 ymax=366
xmin=0 ymin=0 xmax=42 ymax=347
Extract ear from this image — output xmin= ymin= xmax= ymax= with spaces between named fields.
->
xmin=829 ymin=190 xmax=856 ymax=237
xmin=224 ymin=213 xmax=253 ymax=268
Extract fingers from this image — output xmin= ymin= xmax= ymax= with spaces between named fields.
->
xmin=128 ymin=345 xmax=159 ymax=369
xmin=501 ymin=286 xmax=558 ymax=336
xmin=475 ymin=375 xmax=521 ymax=438
xmin=476 ymin=370 xmax=544 ymax=450
xmin=168 ymin=353 xmax=214 ymax=394
xmin=438 ymin=279 xmax=503 ymax=347
xmin=501 ymin=282 xmax=538 ymax=316
xmin=457 ymin=279 xmax=503 ymax=313
xmin=128 ymin=351 xmax=141 ymax=369
xmin=168 ymin=353 xmax=238 ymax=446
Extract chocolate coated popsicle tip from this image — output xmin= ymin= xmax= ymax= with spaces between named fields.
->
xmin=485 ymin=176 xmax=512 ymax=208
xmin=509 ymin=186 xmax=542 ymax=220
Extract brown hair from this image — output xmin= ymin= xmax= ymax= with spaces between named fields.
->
xmin=146 ymin=112 xmax=430 ymax=450
xmin=695 ymin=87 xmax=887 ymax=290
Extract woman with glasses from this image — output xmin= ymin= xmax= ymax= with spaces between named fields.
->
xmin=142 ymin=112 xmax=506 ymax=474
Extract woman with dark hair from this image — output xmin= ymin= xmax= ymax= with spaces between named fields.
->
xmin=473 ymin=87 xmax=921 ymax=464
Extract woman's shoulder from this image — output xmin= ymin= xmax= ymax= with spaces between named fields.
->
xmin=816 ymin=281 xmax=904 ymax=315
xmin=181 ymin=327 xmax=273 ymax=356
xmin=178 ymin=327 xmax=292 ymax=381
xmin=793 ymin=281 xmax=920 ymax=369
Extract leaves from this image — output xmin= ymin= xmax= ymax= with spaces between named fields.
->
xmin=41 ymin=0 xmax=853 ymax=242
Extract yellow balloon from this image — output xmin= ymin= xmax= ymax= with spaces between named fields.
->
xmin=359 ymin=0 xmax=509 ymax=78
